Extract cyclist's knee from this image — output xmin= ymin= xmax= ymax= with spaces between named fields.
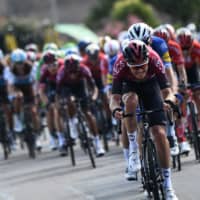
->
xmin=122 ymin=92 xmax=138 ymax=111
xmin=151 ymin=125 xmax=166 ymax=138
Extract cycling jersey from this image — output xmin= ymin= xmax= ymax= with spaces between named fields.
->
xmin=183 ymin=40 xmax=200 ymax=69
xmin=40 ymin=59 xmax=64 ymax=88
xmin=151 ymin=36 xmax=172 ymax=69
xmin=182 ymin=40 xmax=200 ymax=84
xmin=82 ymin=52 xmax=108 ymax=80
xmin=6 ymin=62 xmax=35 ymax=85
xmin=112 ymin=47 xmax=169 ymax=126
xmin=56 ymin=64 xmax=95 ymax=110
xmin=112 ymin=47 xmax=170 ymax=95
xmin=168 ymin=40 xmax=184 ymax=66
xmin=56 ymin=64 xmax=95 ymax=92
xmin=107 ymin=54 xmax=119 ymax=85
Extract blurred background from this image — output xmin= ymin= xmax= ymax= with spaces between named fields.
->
xmin=0 ymin=0 xmax=200 ymax=52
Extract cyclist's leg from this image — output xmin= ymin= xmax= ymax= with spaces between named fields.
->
xmin=122 ymin=92 xmax=140 ymax=172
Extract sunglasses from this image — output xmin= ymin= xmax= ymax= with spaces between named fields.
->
xmin=127 ymin=59 xmax=149 ymax=68
xmin=47 ymin=62 xmax=57 ymax=68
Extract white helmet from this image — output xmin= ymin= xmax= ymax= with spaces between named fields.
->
xmin=118 ymin=30 xmax=129 ymax=44
xmin=128 ymin=22 xmax=153 ymax=45
xmin=104 ymin=39 xmax=120 ymax=57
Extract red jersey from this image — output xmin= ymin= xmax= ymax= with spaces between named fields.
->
xmin=56 ymin=64 xmax=95 ymax=91
xmin=168 ymin=40 xmax=184 ymax=65
xmin=112 ymin=47 xmax=169 ymax=94
xmin=82 ymin=52 xmax=108 ymax=80
xmin=40 ymin=59 xmax=64 ymax=86
xmin=183 ymin=40 xmax=200 ymax=69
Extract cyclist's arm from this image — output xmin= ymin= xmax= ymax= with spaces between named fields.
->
xmin=165 ymin=67 xmax=178 ymax=93
xmin=176 ymin=63 xmax=188 ymax=85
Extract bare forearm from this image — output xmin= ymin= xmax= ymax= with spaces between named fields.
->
xmin=109 ymin=94 xmax=122 ymax=111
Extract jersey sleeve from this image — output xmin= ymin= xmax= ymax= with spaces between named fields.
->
xmin=168 ymin=41 xmax=184 ymax=65
xmin=150 ymin=51 xmax=171 ymax=89
xmin=152 ymin=36 xmax=172 ymax=69
xmin=112 ymin=55 xmax=125 ymax=94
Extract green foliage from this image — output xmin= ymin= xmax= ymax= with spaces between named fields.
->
xmin=144 ymin=0 xmax=200 ymax=24
xmin=86 ymin=0 xmax=117 ymax=28
xmin=111 ymin=0 xmax=159 ymax=26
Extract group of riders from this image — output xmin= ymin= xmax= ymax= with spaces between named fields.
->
xmin=1 ymin=21 xmax=200 ymax=200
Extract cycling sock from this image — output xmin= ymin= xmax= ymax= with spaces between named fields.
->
xmin=94 ymin=136 xmax=101 ymax=149
xmin=123 ymin=148 xmax=129 ymax=167
xmin=127 ymin=131 xmax=138 ymax=153
xmin=162 ymin=168 xmax=172 ymax=189
xmin=57 ymin=132 xmax=65 ymax=147
xmin=176 ymin=122 xmax=186 ymax=142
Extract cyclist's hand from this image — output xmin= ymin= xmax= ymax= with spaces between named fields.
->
xmin=112 ymin=108 xmax=123 ymax=120
xmin=163 ymin=101 xmax=172 ymax=112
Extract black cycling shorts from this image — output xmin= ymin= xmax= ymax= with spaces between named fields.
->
xmin=122 ymin=77 xmax=167 ymax=127
xmin=14 ymin=84 xmax=34 ymax=104
xmin=0 ymin=86 xmax=9 ymax=104
xmin=186 ymin=65 xmax=200 ymax=84
xmin=60 ymin=81 xmax=88 ymax=111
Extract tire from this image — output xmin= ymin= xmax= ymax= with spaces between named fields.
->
xmin=147 ymin=139 xmax=164 ymax=200
xmin=65 ymin=120 xmax=76 ymax=166
xmin=25 ymin=132 xmax=36 ymax=159
xmin=188 ymin=102 xmax=200 ymax=160
xmin=79 ymin=118 xmax=96 ymax=168
xmin=0 ymin=117 xmax=9 ymax=160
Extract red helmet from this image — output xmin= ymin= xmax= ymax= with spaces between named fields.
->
xmin=43 ymin=50 xmax=57 ymax=64
xmin=64 ymin=54 xmax=81 ymax=72
xmin=164 ymin=24 xmax=176 ymax=40
xmin=122 ymin=39 xmax=149 ymax=67
xmin=153 ymin=27 xmax=170 ymax=42
xmin=176 ymin=28 xmax=193 ymax=50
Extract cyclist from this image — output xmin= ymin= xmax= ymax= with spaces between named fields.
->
xmin=77 ymin=40 xmax=91 ymax=57
xmin=39 ymin=50 xmax=66 ymax=155
xmin=110 ymin=39 xmax=178 ymax=199
xmin=126 ymin=22 xmax=178 ymax=177
xmin=0 ymin=58 xmax=14 ymax=149
xmin=56 ymin=54 xmax=105 ymax=157
xmin=103 ymin=39 xmax=120 ymax=96
xmin=153 ymin=27 xmax=191 ymax=154
xmin=176 ymin=27 xmax=200 ymax=129
xmin=82 ymin=43 xmax=112 ymax=136
xmin=7 ymin=49 xmax=40 ymax=148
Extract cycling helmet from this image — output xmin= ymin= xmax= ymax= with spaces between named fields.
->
xmin=43 ymin=43 xmax=58 ymax=52
xmin=10 ymin=49 xmax=27 ymax=63
xmin=77 ymin=39 xmax=91 ymax=51
xmin=64 ymin=54 xmax=81 ymax=72
xmin=122 ymin=40 xmax=149 ymax=67
xmin=163 ymin=24 xmax=176 ymax=40
xmin=104 ymin=39 xmax=120 ymax=57
xmin=128 ymin=23 xmax=153 ymax=45
xmin=176 ymin=28 xmax=193 ymax=50
xmin=187 ymin=23 xmax=196 ymax=33
xmin=98 ymin=36 xmax=111 ymax=51
xmin=153 ymin=26 xmax=170 ymax=42
xmin=25 ymin=43 xmax=38 ymax=53
xmin=118 ymin=30 xmax=129 ymax=45
xmin=86 ymin=43 xmax=100 ymax=60
xmin=42 ymin=50 xmax=58 ymax=64
xmin=26 ymin=51 xmax=37 ymax=62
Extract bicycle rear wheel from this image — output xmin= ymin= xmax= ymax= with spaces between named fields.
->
xmin=188 ymin=102 xmax=200 ymax=160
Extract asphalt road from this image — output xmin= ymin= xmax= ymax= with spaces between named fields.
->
xmin=0 ymin=137 xmax=200 ymax=200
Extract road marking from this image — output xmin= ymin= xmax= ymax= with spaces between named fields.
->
xmin=68 ymin=186 xmax=95 ymax=200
